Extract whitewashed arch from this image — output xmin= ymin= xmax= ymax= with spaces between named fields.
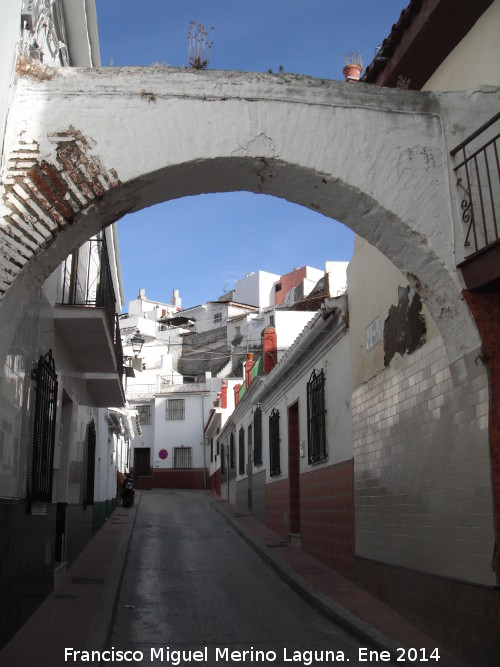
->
xmin=0 ymin=67 xmax=498 ymax=362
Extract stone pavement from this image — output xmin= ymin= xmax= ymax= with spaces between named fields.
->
xmin=0 ymin=490 xmax=471 ymax=667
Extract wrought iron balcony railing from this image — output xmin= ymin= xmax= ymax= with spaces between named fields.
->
xmin=451 ymin=112 xmax=500 ymax=257
xmin=61 ymin=232 xmax=123 ymax=375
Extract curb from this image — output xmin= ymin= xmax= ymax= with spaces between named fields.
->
xmin=87 ymin=491 xmax=142 ymax=651
xmin=205 ymin=494 xmax=404 ymax=661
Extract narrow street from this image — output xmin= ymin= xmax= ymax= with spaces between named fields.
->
xmin=110 ymin=490 xmax=383 ymax=666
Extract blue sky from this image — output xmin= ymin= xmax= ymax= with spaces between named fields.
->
xmin=95 ymin=0 xmax=408 ymax=309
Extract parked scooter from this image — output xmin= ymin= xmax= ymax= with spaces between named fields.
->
xmin=121 ymin=472 xmax=135 ymax=508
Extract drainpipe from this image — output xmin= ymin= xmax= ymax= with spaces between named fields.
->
xmin=245 ymin=352 xmax=254 ymax=387
xmin=227 ymin=442 xmax=230 ymax=502
xmin=262 ymin=327 xmax=278 ymax=374
xmin=201 ymin=393 xmax=207 ymax=489
xmin=221 ymin=381 xmax=227 ymax=409
xmin=234 ymin=383 xmax=241 ymax=407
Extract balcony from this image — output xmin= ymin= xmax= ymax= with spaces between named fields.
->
xmin=452 ymin=112 xmax=500 ymax=291
xmin=54 ymin=233 xmax=125 ymax=407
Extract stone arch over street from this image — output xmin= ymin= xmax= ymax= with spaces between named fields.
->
xmin=0 ymin=67 xmax=498 ymax=361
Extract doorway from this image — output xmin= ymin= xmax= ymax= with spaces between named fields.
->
xmin=134 ymin=447 xmax=151 ymax=477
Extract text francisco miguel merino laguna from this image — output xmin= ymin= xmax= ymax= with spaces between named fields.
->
xmin=65 ymin=646 xmax=441 ymax=663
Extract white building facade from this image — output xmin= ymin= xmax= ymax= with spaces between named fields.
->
xmin=0 ymin=0 xmax=129 ymax=649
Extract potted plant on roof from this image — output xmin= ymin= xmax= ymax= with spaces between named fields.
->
xmin=343 ymin=51 xmax=363 ymax=81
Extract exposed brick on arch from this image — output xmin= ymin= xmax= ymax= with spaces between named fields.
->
xmin=1 ymin=126 xmax=120 ymax=298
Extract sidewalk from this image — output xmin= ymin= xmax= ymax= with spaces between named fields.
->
xmin=205 ymin=492 xmax=470 ymax=667
xmin=0 ymin=500 xmax=139 ymax=667
xmin=0 ymin=490 xmax=470 ymax=667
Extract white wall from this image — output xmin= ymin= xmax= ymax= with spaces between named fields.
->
xmin=0 ymin=0 xmax=22 ymax=158
xmin=128 ymin=296 xmax=175 ymax=320
xmin=61 ymin=0 xmax=100 ymax=67
xmin=274 ymin=311 xmax=316 ymax=353
xmin=353 ymin=334 xmax=495 ymax=587
xmin=153 ymin=389 xmax=216 ymax=468
xmin=423 ymin=0 xmax=500 ymax=92
xmin=347 ymin=236 xmax=439 ymax=388
xmin=233 ymin=271 xmax=280 ymax=308
xmin=347 ymin=232 xmax=496 ymax=586
xmin=325 ymin=261 xmax=348 ymax=296
xmin=223 ymin=304 xmax=351 ymax=486
xmin=260 ymin=330 xmax=352 ymax=484
xmin=120 ymin=315 xmax=157 ymax=340
xmin=304 ymin=266 xmax=324 ymax=282
xmin=205 ymin=379 xmax=240 ymax=479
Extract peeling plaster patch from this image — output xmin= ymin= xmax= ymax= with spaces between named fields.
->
xmin=384 ymin=286 xmax=427 ymax=366
xmin=231 ymin=133 xmax=276 ymax=158
xmin=1 ymin=127 xmax=120 ymax=297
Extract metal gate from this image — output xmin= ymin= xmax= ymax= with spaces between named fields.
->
xmin=28 ymin=349 xmax=58 ymax=504
xmin=84 ymin=419 xmax=96 ymax=507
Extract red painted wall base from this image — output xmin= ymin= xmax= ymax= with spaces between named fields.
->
xmin=134 ymin=468 xmax=206 ymax=490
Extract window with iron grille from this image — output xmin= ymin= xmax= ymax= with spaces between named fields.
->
xmin=173 ymin=446 xmax=192 ymax=468
xmin=220 ymin=443 xmax=225 ymax=474
xmin=166 ymin=398 xmax=185 ymax=420
xmin=253 ymin=407 xmax=262 ymax=465
xmin=248 ymin=424 xmax=253 ymax=467
xmin=238 ymin=427 xmax=245 ymax=475
xmin=84 ymin=419 xmax=96 ymax=508
xmin=307 ymin=369 xmax=327 ymax=464
xmin=230 ymin=432 xmax=235 ymax=468
xmin=210 ymin=438 xmax=213 ymax=463
xmin=27 ymin=350 xmax=58 ymax=505
xmin=137 ymin=404 xmax=151 ymax=425
xmin=214 ymin=311 xmax=222 ymax=325
xmin=269 ymin=408 xmax=281 ymax=477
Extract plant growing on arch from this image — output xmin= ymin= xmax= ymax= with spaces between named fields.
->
xmin=188 ymin=22 xmax=214 ymax=70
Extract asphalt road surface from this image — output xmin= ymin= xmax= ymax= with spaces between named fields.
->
xmin=110 ymin=490 xmax=394 ymax=666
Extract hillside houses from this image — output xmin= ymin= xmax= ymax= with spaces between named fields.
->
xmin=119 ymin=262 xmax=345 ymax=490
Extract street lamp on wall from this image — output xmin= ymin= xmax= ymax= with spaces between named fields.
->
xmin=131 ymin=330 xmax=145 ymax=357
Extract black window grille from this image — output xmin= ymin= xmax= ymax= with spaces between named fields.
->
xmin=230 ymin=432 xmax=235 ymax=468
xmin=210 ymin=438 xmax=213 ymax=463
xmin=248 ymin=424 xmax=253 ymax=467
xmin=238 ymin=427 xmax=245 ymax=475
xmin=27 ymin=350 xmax=58 ymax=504
xmin=137 ymin=404 xmax=151 ymax=425
xmin=254 ymin=407 xmax=262 ymax=465
xmin=269 ymin=408 xmax=281 ymax=477
xmin=84 ymin=419 xmax=96 ymax=508
xmin=166 ymin=398 xmax=185 ymax=420
xmin=220 ymin=443 xmax=225 ymax=474
xmin=173 ymin=446 xmax=192 ymax=468
xmin=307 ymin=369 xmax=327 ymax=464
